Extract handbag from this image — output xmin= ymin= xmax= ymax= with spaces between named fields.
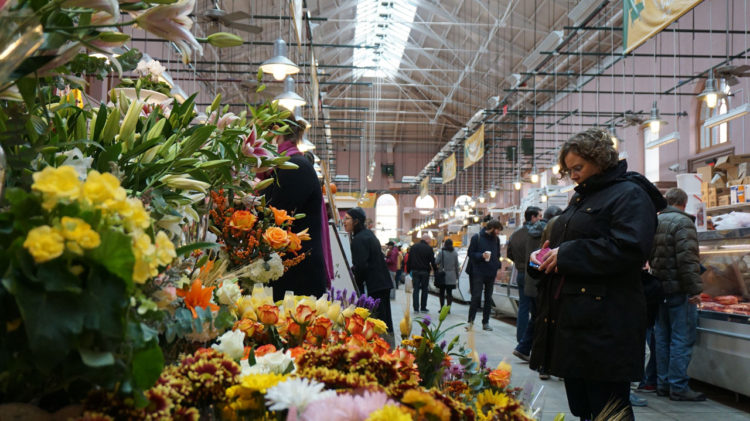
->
xmin=434 ymin=250 xmax=446 ymax=287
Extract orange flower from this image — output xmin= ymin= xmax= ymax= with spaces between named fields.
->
xmin=308 ymin=316 xmax=333 ymax=338
xmin=255 ymin=344 xmax=277 ymax=357
xmin=488 ymin=361 xmax=512 ymax=389
xmin=346 ymin=333 xmax=368 ymax=350
xmin=345 ymin=313 xmax=365 ymax=335
xmin=197 ymin=259 xmax=215 ymax=280
xmin=229 ymin=210 xmax=257 ymax=230
xmin=287 ymin=346 xmax=306 ymax=360
xmin=263 ymin=227 xmax=289 ymax=249
xmin=287 ymin=231 xmax=302 ymax=252
xmin=257 ymin=304 xmax=280 ymax=325
xmin=234 ymin=319 xmax=262 ymax=338
xmin=270 ymin=206 xmax=295 ymax=226
xmin=285 ymin=317 xmax=302 ymax=337
xmin=296 ymin=228 xmax=311 ymax=241
xmin=176 ymin=279 xmax=219 ymax=318
xmin=388 ymin=348 xmax=416 ymax=368
xmin=362 ymin=320 xmax=377 ymax=341
xmin=371 ymin=336 xmax=391 ymax=356
xmin=294 ymin=304 xmax=315 ymax=323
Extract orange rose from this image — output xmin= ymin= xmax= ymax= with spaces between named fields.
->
xmin=294 ymin=304 xmax=315 ymax=323
xmin=389 ymin=348 xmax=416 ymax=367
xmin=488 ymin=368 xmax=511 ymax=389
xmin=372 ymin=336 xmax=391 ymax=356
xmin=229 ymin=210 xmax=257 ymax=230
xmin=346 ymin=333 xmax=368 ymax=350
xmin=257 ymin=304 xmax=280 ymax=325
xmin=308 ymin=316 xmax=333 ymax=338
xmin=287 ymin=346 xmax=306 ymax=360
xmin=287 ymin=231 xmax=302 ymax=252
xmin=362 ymin=320 xmax=377 ymax=341
xmin=234 ymin=319 xmax=263 ymax=339
xmin=255 ymin=344 xmax=277 ymax=357
xmin=345 ymin=314 xmax=365 ymax=335
xmin=263 ymin=227 xmax=289 ymax=249
xmin=270 ymin=206 xmax=295 ymax=226
xmin=285 ymin=317 xmax=303 ymax=337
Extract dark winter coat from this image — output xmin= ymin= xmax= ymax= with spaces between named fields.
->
xmin=408 ymin=240 xmax=438 ymax=273
xmin=467 ymin=228 xmax=501 ymax=278
xmin=506 ymin=223 xmax=532 ymax=268
xmin=267 ymin=154 xmax=327 ymax=301
xmin=529 ymin=160 xmax=666 ymax=382
xmin=350 ymin=227 xmax=393 ymax=294
xmin=522 ymin=219 xmax=547 ymax=298
xmin=650 ymin=206 xmax=703 ymax=296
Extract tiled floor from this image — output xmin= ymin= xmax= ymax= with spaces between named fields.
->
xmin=391 ymin=286 xmax=750 ymax=421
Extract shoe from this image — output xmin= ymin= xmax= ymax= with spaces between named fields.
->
xmin=669 ymin=388 xmax=706 ymax=401
xmin=636 ymin=384 xmax=656 ymax=393
xmin=656 ymin=387 xmax=669 ymax=397
xmin=539 ymin=372 xmax=551 ymax=380
xmin=420 ymin=309 xmax=429 ymax=313
xmin=512 ymin=349 xmax=530 ymax=362
xmin=629 ymin=393 xmax=648 ymax=407
xmin=482 ymin=323 xmax=493 ymax=331
xmin=465 ymin=323 xmax=473 ymax=331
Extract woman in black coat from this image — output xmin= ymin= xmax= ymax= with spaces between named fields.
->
xmin=529 ymin=128 xmax=666 ymax=421
xmin=266 ymin=117 xmax=328 ymax=302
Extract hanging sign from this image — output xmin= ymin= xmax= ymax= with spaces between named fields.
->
xmin=463 ymin=123 xmax=485 ymax=169
xmin=623 ymin=0 xmax=702 ymax=53
xmin=442 ymin=153 xmax=457 ymax=184
xmin=419 ymin=177 xmax=429 ymax=199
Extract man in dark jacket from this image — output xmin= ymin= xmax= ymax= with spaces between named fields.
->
xmin=343 ymin=207 xmax=394 ymax=335
xmin=466 ymin=219 xmax=503 ymax=331
xmin=507 ymin=207 xmax=542 ymax=342
xmin=409 ymin=233 xmax=438 ymax=313
xmin=650 ymin=188 xmax=705 ymax=401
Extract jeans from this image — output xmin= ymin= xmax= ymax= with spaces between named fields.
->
xmin=468 ymin=275 xmax=494 ymax=324
xmin=515 ymin=296 xmax=536 ymax=355
xmin=439 ymin=285 xmax=454 ymax=308
xmin=411 ymin=270 xmax=430 ymax=311
xmin=639 ymin=325 xmax=657 ymax=388
xmin=654 ymin=293 xmax=698 ymax=393
xmin=516 ymin=271 xmax=530 ymax=342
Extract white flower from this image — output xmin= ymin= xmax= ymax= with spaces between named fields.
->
xmin=132 ymin=0 xmax=202 ymax=64
xmin=147 ymin=60 xmax=166 ymax=80
xmin=217 ymin=281 xmax=242 ymax=307
xmin=59 ymin=148 xmax=93 ymax=180
xmin=135 ymin=60 xmax=150 ymax=78
xmin=247 ymin=253 xmax=284 ymax=283
xmin=242 ymin=349 xmax=295 ymax=377
xmin=211 ymin=329 xmax=245 ymax=360
xmin=265 ymin=377 xmax=336 ymax=413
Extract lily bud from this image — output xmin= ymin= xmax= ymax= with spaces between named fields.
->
xmin=209 ymin=93 xmax=222 ymax=114
xmin=118 ymin=98 xmax=143 ymax=149
xmin=205 ymin=32 xmax=244 ymax=48
xmin=160 ymin=174 xmax=211 ymax=193
xmin=253 ymin=177 xmax=274 ymax=191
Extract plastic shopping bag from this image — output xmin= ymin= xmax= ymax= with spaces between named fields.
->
xmin=404 ymin=274 xmax=413 ymax=293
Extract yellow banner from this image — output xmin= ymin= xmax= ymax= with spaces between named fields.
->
xmin=623 ymin=0 xmax=702 ymax=53
xmin=335 ymin=192 xmax=377 ymax=208
xmin=420 ymin=177 xmax=429 ymax=199
xmin=442 ymin=153 xmax=456 ymax=184
xmin=463 ymin=124 xmax=485 ymax=169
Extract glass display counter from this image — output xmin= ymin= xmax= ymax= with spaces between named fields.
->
xmin=688 ymin=228 xmax=750 ymax=397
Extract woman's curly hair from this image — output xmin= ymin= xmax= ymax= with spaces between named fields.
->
xmin=558 ymin=127 xmax=618 ymax=176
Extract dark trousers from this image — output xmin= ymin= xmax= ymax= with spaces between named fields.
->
xmin=468 ymin=275 xmax=494 ymax=324
xmin=395 ymin=269 xmax=403 ymax=285
xmin=439 ymin=285 xmax=454 ymax=308
xmin=564 ymin=378 xmax=633 ymax=421
xmin=515 ymin=296 xmax=536 ymax=355
xmin=516 ymin=271 xmax=531 ymax=342
xmin=411 ymin=270 xmax=430 ymax=311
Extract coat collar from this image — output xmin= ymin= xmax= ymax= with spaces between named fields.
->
xmin=574 ymin=159 xmax=627 ymax=195
xmin=660 ymin=205 xmax=696 ymax=222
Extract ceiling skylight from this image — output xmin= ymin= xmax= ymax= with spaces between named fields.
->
xmin=353 ymin=0 xmax=417 ymax=78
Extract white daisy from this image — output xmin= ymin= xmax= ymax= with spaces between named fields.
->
xmin=265 ymin=377 xmax=337 ymax=413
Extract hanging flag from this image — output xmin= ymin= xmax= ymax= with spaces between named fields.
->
xmin=419 ymin=177 xmax=429 ymax=199
xmin=463 ymin=124 xmax=485 ymax=169
xmin=623 ymin=0 xmax=702 ymax=53
xmin=442 ymin=153 xmax=457 ymax=184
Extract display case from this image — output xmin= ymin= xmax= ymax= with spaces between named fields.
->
xmin=687 ymin=228 xmax=750 ymax=397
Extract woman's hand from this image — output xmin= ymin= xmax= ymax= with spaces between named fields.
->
xmin=531 ymin=241 xmax=559 ymax=274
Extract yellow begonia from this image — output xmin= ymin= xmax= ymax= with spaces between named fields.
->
xmin=131 ymin=231 xmax=158 ymax=284
xmin=154 ymin=231 xmax=176 ymax=266
xmin=60 ymin=217 xmax=101 ymax=254
xmin=82 ymin=170 xmax=126 ymax=210
xmin=115 ymin=198 xmax=151 ymax=232
xmin=354 ymin=307 xmax=371 ymax=319
xmin=366 ymin=404 xmax=413 ymax=421
xmin=31 ymin=166 xmax=82 ymax=210
xmin=23 ymin=225 xmax=65 ymax=263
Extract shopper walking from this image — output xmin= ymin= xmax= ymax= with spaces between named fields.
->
xmin=507 ymin=206 xmax=543 ymax=342
xmin=466 ymin=219 xmax=503 ymax=331
xmin=266 ymin=116 xmax=328 ymax=302
xmin=435 ymin=239 xmax=460 ymax=311
xmin=385 ymin=241 xmax=399 ymax=299
xmin=343 ymin=207 xmax=394 ymax=336
xmin=529 ymin=128 xmax=666 ymax=421
xmin=409 ymin=233 xmax=438 ymax=313
xmin=650 ymin=188 xmax=706 ymax=401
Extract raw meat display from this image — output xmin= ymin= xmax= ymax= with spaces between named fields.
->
xmin=699 ymin=301 xmax=726 ymax=312
xmin=714 ymin=295 xmax=740 ymax=306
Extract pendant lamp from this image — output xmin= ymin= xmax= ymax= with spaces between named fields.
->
xmin=643 ymin=101 xmax=668 ymax=136
xmin=274 ymin=76 xmax=306 ymax=111
xmin=697 ymin=69 xmax=725 ymax=109
xmin=260 ymin=38 xmax=300 ymax=81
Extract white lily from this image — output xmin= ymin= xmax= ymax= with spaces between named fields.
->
xmin=133 ymin=0 xmax=202 ymax=63
xmin=63 ymin=0 xmax=119 ymax=20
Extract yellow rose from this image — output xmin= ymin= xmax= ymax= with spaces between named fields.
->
xmin=59 ymin=217 xmax=101 ymax=251
xmin=262 ymin=227 xmax=290 ymax=249
xmin=32 ymin=166 xmax=82 ymax=210
xmin=368 ymin=317 xmax=388 ymax=334
xmin=23 ymin=225 xmax=65 ymax=263
xmin=82 ymin=170 xmax=126 ymax=210
xmin=154 ymin=231 xmax=176 ymax=266
xmin=354 ymin=307 xmax=371 ymax=319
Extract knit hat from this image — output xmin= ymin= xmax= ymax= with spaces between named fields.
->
xmin=346 ymin=207 xmax=366 ymax=224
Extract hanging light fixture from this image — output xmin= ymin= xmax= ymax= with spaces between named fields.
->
xmin=541 ymin=194 xmax=548 ymax=203
xmin=274 ymin=76 xmax=306 ymax=111
xmin=609 ymin=122 xmax=619 ymax=150
xmin=449 ymin=209 xmax=455 ymax=217
xmin=552 ymin=163 xmax=560 ymax=175
xmin=260 ymin=38 xmax=300 ymax=81
xmin=488 ymin=188 xmax=497 ymax=198
xmin=478 ymin=194 xmax=485 ymax=203
xmin=643 ymin=101 xmax=667 ymax=136
xmin=697 ymin=69 xmax=725 ymax=109
xmin=513 ymin=179 xmax=522 ymax=190
xmin=530 ymin=165 xmax=539 ymax=183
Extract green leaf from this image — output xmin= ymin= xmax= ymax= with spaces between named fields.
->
xmin=99 ymin=107 xmax=121 ymax=144
xmin=92 ymin=103 xmax=107 ymax=142
xmin=89 ymin=229 xmax=134 ymax=289
xmin=38 ymin=262 xmax=83 ymax=293
xmin=553 ymin=414 xmax=566 ymax=421
xmin=197 ymin=159 xmax=232 ymax=169
xmin=82 ymin=265 xmax=128 ymax=337
xmin=79 ymin=348 xmax=115 ymax=367
xmin=131 ymin=342 xmax=164 ymax=390
xmin=175 ymin=242 xmax=221 ymax=257
xmin=177 ymin=125 xmax=215 ymax=159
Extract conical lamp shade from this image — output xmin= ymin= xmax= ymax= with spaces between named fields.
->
xmin=260 ymin=38 xmax=300 ymax=81
xmin=274 ymin=76 xmax=306 ymax=110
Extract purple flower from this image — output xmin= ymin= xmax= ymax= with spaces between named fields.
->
xmin=423 ymin=315 xmax=432 ymax=327
xmin=480 ymin=353 xmax=488 ymax=369
xmin=439 ymin=340 xmax=446 ymax=350
xmin=446 ymin=363 xmax=464 ymax=379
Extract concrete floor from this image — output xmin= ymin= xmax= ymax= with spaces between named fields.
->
xmin=390 ymin=286 xmax=750 ymax=421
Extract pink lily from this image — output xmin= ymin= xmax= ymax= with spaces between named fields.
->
xmin=132 ymin=0 xmax=202 ymax=64
xmin=241 ymin=126 xmax=274 ymax=166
